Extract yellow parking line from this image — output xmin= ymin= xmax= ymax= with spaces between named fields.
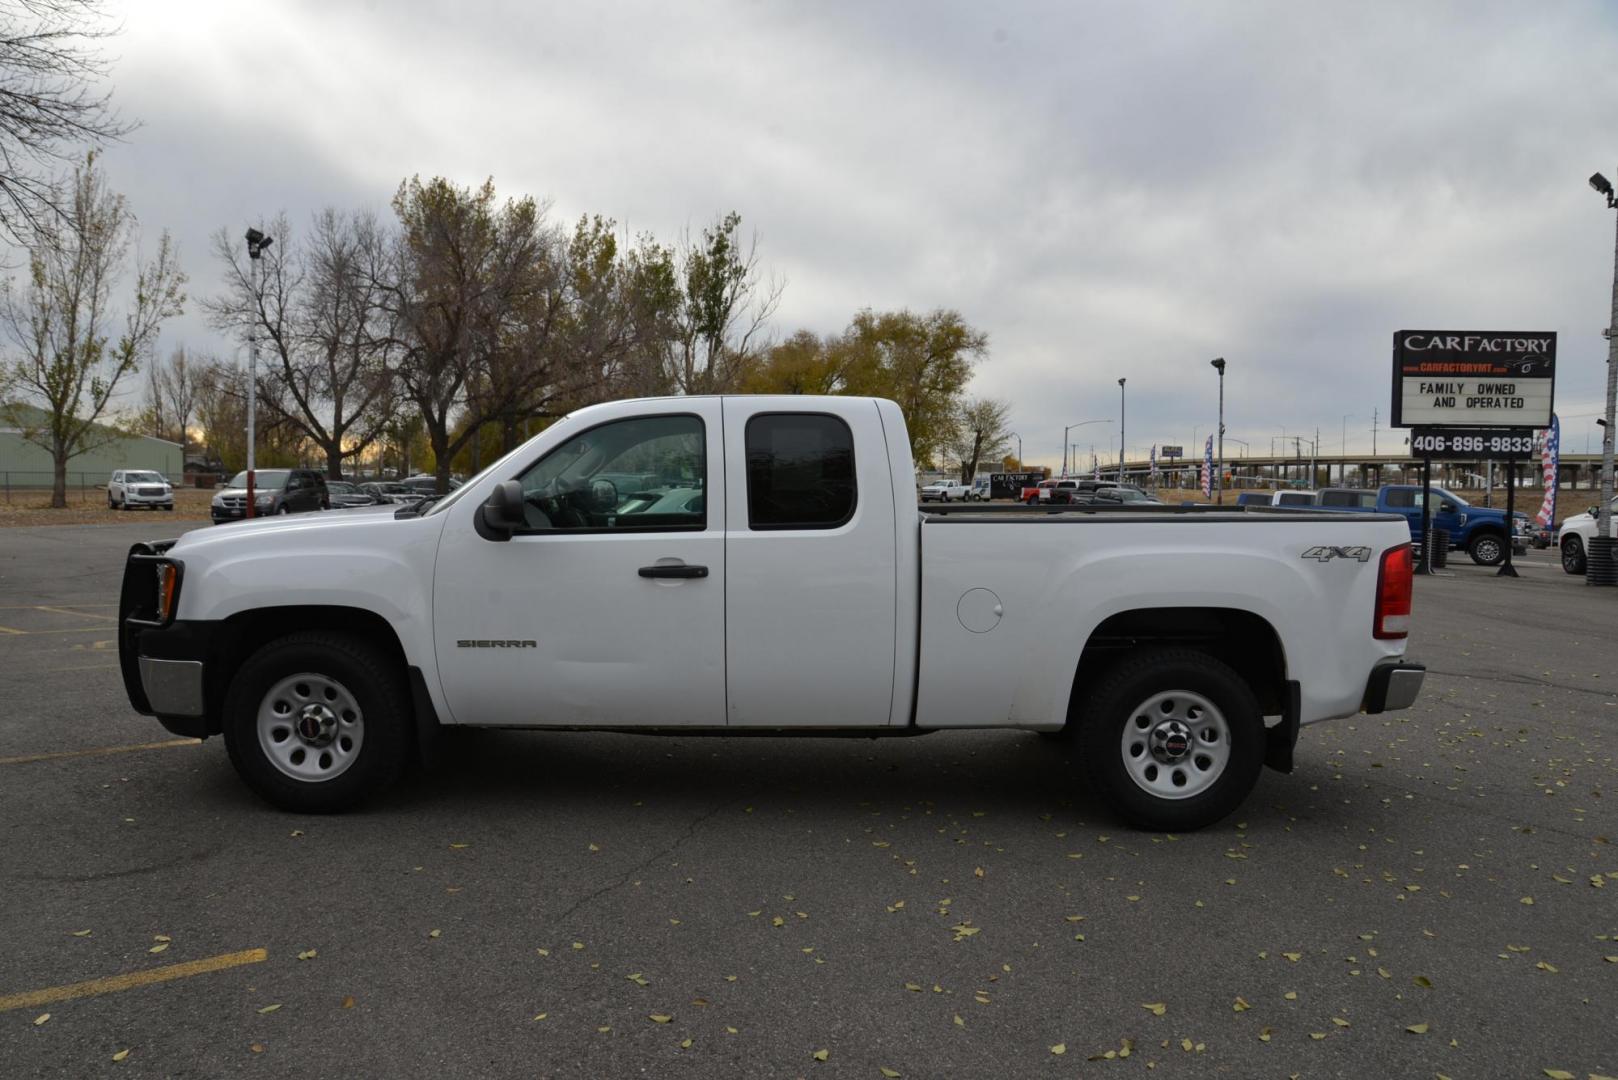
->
xmin=35 ymin=605 xmax=118 ymax=621
xmin=0 ymin=738 xmax=201 ymax=766
xmin=0 ymin=626 xmax=113 ymax=635
xmin=0 ymin=948 xmax=268 ymax=1012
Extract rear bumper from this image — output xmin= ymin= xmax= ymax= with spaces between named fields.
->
xmin=1361 ymin=659 xmax=1425 ymax=714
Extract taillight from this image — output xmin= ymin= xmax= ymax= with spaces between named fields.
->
xmin=1374 ymin=543 xmax=1413 ymax=640
xmin=154 ymin=563 xmax=180 ymax=623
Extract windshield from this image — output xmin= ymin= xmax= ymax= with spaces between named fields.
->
xmin=1432 ymin=487 xmax=1469 ymax=508
xmin=125 ymin=471 xmax=163 ymax=483
xmin=226 ymin=470 xmax=288 ymax=488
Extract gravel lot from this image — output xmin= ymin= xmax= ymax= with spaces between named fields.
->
xmin=0 ymin=521 xmax=1614 ymax=1078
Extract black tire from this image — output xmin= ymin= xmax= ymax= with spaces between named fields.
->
xmin=1467 ymin=531 xmax=1504 ymax=566
xmin=1562 ymin=535 xmax=1587 ymax=575
xmin=222 ymin=632 xmax=411 ymax=812
xmin=1075 ymin=648 xmax=1265 ymax=831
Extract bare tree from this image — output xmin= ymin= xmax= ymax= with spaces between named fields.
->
xmin=159 ymin=344 xmax=199 ymax=451
xmin=207 ymin=209 xmax=397 ymax=478
xmin=0 ymin=153 xmax=183 ymax=506
xmin=951 ymin=397 xmax=1012 ymax=483
xmin=0 ymin=0 xmax=133 ymax=241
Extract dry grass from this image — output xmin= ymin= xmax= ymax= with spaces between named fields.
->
xmin=0 ymin=486 xmax=215 ymax=527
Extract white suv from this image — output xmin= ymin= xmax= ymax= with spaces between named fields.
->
xmin=1559 ymin=497 xmax=1618 ymax=574
xmin=108 ymin=470 xmax=174 ymax=511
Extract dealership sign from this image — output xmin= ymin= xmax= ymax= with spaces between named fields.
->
xmin=1391 ymin=330 xmax=1556 ymax=429
xmin=1160 ymin=445 xmax=1183 ymax=459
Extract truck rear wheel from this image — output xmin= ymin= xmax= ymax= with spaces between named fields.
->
xmin=223 ymin=631 xmax=410 ymax=812
xmin=1467 ymin=532 xmax=1504 ymax=566
xmin=1562 ymin=535 xmax=1586 ymax=575
xmin=1076 ymin=649 xmax=1264 ymax=831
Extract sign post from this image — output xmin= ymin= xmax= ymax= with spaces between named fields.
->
xmin=1394 ymin=331 xmax=1555 ymax=577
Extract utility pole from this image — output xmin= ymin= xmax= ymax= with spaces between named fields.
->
xmin=1372 ymin=407 xmax=1378 ymax=456
xmin=1117 ymin=378 xmax=1127 ymax=484
xmin=1592 ymin=173 xmax=1618 ymax=571
xmin=1210 ymin=358 xmax=1226 ymax=504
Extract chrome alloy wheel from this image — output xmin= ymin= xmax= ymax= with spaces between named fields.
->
xmin=257 ymin=672 xmax=365 ymax=782
xmin=1118 ymin=689 xmax=1231 ymax=800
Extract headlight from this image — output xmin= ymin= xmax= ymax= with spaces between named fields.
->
xmin=256 ymin=494 xmax=274 ymax=507
xmin=210 ymin=494 xmax=223 ymax=506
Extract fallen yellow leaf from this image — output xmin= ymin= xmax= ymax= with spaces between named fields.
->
xmin=880 ymin=1069 xmax=902 ymax=1078
xmin=532 ymin=1012 xmax=548 ymax=1021
xmin=1258 ymin=1027 xmax=1272 ymax=1042
xmin=33 ymin=1013 xmax=49 ymax=1026
xmin=258 ymin=1004 xmax=281 ymax=1015
xmin=428 ymin=929 xmax=441 ymax=939
xmin=250 ymin=1043 xmax=265 ymax=1054
xmin=811 ymin=1049 xmax=829 ymax=1061
xmin=679 ymin=1038 xmax=693 ymax=1049
xmin=297 ymin=949 xmax=317 ymax=961
xmin=71 ymin=930 xmax=91 ymax=937
xmin=1406 ymin=1022 xmax=1429 ymax=1034
xmin=1233 ymin=997 xmax=1250 ymax=1012
xmin=111 ymin=1049 xmax=130 ymax=1061
xmin=1141 ymin=1003 xmax=1167 ymax=1016
xmin=1541 ymin=1071 xmax=1574 ymax=1080
xmin=649 ymin=1014 xmax=673 ymax=1024
xmin=341 ymin=996 xmax=355 ymax=1009
xmin=1050 ymin=1043 xmax=1066 ymax=1055
xmin=148 ymin=942 xmax=169 ymax=954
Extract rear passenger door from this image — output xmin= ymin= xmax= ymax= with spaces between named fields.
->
xmin=722 ymin=399 xmax=898 ymax=727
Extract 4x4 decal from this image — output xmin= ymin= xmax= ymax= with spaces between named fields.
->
xmin=1300 ymin=546 xmax=1373 ymax=563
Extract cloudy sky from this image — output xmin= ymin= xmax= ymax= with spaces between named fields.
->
xmin=83 ymin=0 xmax=1618 ymax=466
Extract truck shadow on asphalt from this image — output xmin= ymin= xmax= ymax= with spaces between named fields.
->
xmin=328 ymin=727 xmax=1355 ymax=832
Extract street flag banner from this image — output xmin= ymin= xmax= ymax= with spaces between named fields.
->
xmin=1200 ymin=436 xmax=1214 ymax=498
xmin=1092 ymin=454 xmax=1100 ymax=481
xmin=1536 ymin=413 xmax=1559 ymax=527
xmin=1150 ymin=445 xmax=1158 ymax=483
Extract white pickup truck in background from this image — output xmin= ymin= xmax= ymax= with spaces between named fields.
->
xmin=919 ymin=478 xmax=973 ymax=502
xmin=120 ymin=395 xmax=1424 ymax=830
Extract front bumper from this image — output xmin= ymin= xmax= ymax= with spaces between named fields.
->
xmin=1361 ymin=659 xmax=1425 ymax=714
xmin=124 ymin=494 xmax=174 ymax=507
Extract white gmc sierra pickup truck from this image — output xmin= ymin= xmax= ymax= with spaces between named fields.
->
xmin=119 ymin=395 xmax=1424 ymax=829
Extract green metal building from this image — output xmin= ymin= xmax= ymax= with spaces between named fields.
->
xmin=1 ymin=403 xmax=184 ymax=490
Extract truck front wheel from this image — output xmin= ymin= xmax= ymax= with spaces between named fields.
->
xmin=1076 ymin=649 xmax=1264 ymax=831
xmin=1562 ymin=535 xmax=1586 ymax=575
xmin=1467 ymin=532 xmax=1504 ymax=566
xmin=222 ymin=632 xmax=411 ymax=812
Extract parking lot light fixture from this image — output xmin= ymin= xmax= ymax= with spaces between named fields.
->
xmin=1117 ymin=378 xmax=1127 ymax=483
xmin=1590 ymin=170 xmax=1618 ymax=565
xmin=244 ymin=227 xmax=273 ymax=518
xmin=1062 ymin=419 xmax=1111 ymax=477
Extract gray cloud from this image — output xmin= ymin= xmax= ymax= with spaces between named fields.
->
xmin=76 ymin=0 xmax=1618 ymax=464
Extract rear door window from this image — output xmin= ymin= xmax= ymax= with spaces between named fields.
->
xmin=745 ymin=413 xmax=856 ymax=530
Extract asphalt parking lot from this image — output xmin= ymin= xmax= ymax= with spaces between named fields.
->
xmin=1 ymin=522 xmax=1615 ymax=1078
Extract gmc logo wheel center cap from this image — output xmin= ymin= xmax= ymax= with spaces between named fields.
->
xmin=1150 ymin=719 xmax=1194 ymax=764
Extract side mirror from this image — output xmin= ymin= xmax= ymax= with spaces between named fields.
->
xmin=1591 ymin=506 xmax=1601 ymax=518
xmin=1440 ymin=501 xmax=1456 ymax=513
xmin=481 ymin=480 xmax=526 ymax=539
xmin=589 ymin=478 xmax=618 ymax=513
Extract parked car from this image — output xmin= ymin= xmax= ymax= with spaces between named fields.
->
xmin=399 ymin=474 xmax=464 ymax=496
xmin=107 ymin=470 xmax=174 ymax=511
xmin=210 ymin=469 xmax=330 ymax=523
xmin=920 ymin=479 xmax=972 ymax=502
xmin=971 ymin=476 xmax=992 ymax=501
xmin=1080 ymin=486 xmax=1162 ymax=506
xmin=1558 ymin=497 xmax=1618 ymax=574
xmin=1023 ymin=478 xmax=1082 ymax=504
xmin=119 ymin=393 xmax=1423 ymax=831
xmin=358 ymin=481 xmax=421 ymax=506
xmin=1271 ymin=490 xmax=1318 ymax=507
xmin=325 ymin=480 xmax=383 ymax=509
xmin=1234 ymin=492 xmax=1272 ymax=507
xmin=1317 ymin=488 xmax=1377 ymax=509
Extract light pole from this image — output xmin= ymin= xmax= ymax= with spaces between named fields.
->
xmin=244 ymin=227 xmax=273 ymax=518
xmin=1063 ymin=419 xmax=1111 ymax=477
xmin=1589 ymin=172 xmax=1618 ymax=582
xmin=1210 ymin=358 xmax=1226 ymax=504
xmin=1117 ymin=378 xmax=1127 ymax=483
